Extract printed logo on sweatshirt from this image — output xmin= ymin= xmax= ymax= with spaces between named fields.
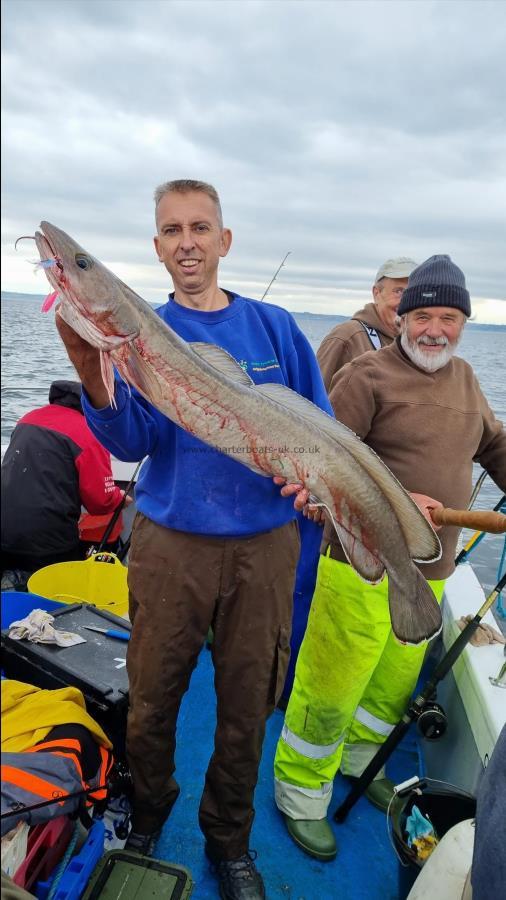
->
xmin=239 ymin=357 xmax=281 ymax=373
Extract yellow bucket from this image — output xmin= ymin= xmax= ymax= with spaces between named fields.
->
xmin=27 ymin=552 xmax=129 ymax=617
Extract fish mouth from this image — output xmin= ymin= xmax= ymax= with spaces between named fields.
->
xmin=34 ymin=229 xmax=64 ymax=290
xmin=35 ymin=223 xmax=89 ymax=318
xmin=35 ymin=230 xmax=56 ymax=261
xmin=36 ymin=222 xmax=66 ymax=264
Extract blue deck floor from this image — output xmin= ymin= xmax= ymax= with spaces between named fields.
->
xmin=154 ymin=647 xmax=419 ymax=899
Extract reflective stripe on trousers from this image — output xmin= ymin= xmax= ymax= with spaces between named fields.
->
xmin=274 ymin=555 xmax=445 ymax=819
xmin=274 ymin=723 xmax=344 ymax=818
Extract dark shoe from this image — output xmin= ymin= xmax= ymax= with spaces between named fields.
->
xmin=125 ymin=827 xmax=161 ymax=856
xmin=209 ymin=849 xmax=265 ymax=900
xmin=364 ymin=777 xmax=395 ymax=812
xmin=283 ymin=815 xmax=337 ymax=861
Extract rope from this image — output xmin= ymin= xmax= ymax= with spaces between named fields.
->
xmin=47 ymin=820 xmax=80 ymax=899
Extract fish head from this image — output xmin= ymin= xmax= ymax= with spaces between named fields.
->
xmin=35 ymin=222 xmax=140 ymax=343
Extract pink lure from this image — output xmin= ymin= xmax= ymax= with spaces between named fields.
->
xmin=41 ymin=290 xmax=59 ymax=312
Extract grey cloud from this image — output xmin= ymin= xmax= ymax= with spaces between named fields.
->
xmin=1 ymin=0 xmax=505 ymax=317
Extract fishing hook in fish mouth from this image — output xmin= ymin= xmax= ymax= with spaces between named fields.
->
xmin=38 ymin=233 xmax=65 ymax=274
xmin=15 ymin=234 xmax=64 ymax=274
xmin=14 ymin=235 xmax=36 ymax=251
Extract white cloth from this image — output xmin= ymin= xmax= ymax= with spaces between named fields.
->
xmin=8 ymin=609 xmax=85 ymax=648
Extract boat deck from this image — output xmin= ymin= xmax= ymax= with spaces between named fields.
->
xmin=154 ymin=646 xmax=420 ymax=899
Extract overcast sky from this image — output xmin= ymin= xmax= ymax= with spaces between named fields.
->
xmin=2 ymin=0 xmax=505 ymax=323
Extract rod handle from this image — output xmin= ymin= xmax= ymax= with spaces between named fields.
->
xmin=431 ymin=507 xmax=506 ymax=534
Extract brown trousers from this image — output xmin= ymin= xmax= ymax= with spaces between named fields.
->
xmin=126 ymin=512 xmax=300 ymax=860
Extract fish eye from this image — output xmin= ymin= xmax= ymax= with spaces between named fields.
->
xmin=75 ymin=254 xmax=92 ymax=270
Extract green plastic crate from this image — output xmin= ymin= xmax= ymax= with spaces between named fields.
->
xmin=82 ymin=850 xmax=193 ymax=899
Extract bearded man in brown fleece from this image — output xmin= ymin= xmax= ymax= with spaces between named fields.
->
xmin=274 ymin=255 xmax=506 ymax=862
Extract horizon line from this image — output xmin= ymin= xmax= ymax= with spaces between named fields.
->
xmin=1 ymin=289 xmax=505 ymax=329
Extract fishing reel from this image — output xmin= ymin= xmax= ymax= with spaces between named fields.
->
xmin=106 ymin=760 xmax=134 ymax=840
xmin=416 ymin=701 xmax=447 ymax=741
xmin=108 ymin=759 xmax=134 ymax=801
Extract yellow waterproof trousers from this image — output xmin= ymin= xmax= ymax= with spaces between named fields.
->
xmin=274 ymin=555 xmax=445 ymax=819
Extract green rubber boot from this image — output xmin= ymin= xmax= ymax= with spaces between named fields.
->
xmin=364 ymin=777 xmax=396 ymax=812
xmin=283 ymin=815 xmax=337 ymax=861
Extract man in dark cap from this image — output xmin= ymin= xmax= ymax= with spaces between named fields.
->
xmin=1 ymin=380 xmax=126 ymax=586
xmin=317 ymin=256 xmax=418 ymax=391
xmin=273 ymin=256 xmax=506 ymax=861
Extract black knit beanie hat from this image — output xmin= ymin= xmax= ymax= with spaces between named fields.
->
xmin=397 ymin=255 xmax=471 ymax=317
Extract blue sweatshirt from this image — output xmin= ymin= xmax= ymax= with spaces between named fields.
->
xmin=83 ymin=292 xmax=333 ymax=537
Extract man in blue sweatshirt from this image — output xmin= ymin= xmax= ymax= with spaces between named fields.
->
xmin=56 ymin=179 xmax=332 ymax=900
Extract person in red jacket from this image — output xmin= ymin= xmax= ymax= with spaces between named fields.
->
xmin=1 ymin=380 xmax=127 ymax=585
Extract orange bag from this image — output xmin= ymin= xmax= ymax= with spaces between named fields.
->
xmin=78 ymin=512 xmax=123 ymax=544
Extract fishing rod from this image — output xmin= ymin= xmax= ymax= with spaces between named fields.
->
xmin=260 ymin=252 xmax=291 ymax=301
xmin=334 ymin=571 xmax=506 ymax=824
xmin=1 ymin=783 xmax=110 ymax=822
xmin=94 ymin=460 xmax=142 ymax=554
xmin=468 ymin=470 xmax=488 ymax=510
xmin=117 ymin=534 xmax=132 ymax=563
xmin=497 ymin=542 xmax=506 ymax=618
xmin=1 ymin=758 xmax=133 ymax=824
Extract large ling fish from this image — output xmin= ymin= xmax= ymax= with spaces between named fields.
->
xmin=32 ymin=222 xmax=442 ymax=644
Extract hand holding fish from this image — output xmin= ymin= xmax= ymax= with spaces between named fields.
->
xmin=273 ymin=476 xmax=326 ymax=524
xmin=55 ymin=314 xmax=110 ymax=409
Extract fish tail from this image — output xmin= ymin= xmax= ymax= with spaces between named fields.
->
xmin=388 ymin=567 xmax=442 ymax=646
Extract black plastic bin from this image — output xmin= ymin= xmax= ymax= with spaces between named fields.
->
xmin=390 ymin=779 xmax=476 ymax=899
xmin=1 ymin=602 xmax=130 ymax=758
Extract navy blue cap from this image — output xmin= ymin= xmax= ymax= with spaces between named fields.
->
xmin=397 ymin=255 xmax=471 ymax=317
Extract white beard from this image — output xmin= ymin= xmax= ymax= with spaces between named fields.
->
xmin=400 ymin=330 xmax=458 ymax=372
